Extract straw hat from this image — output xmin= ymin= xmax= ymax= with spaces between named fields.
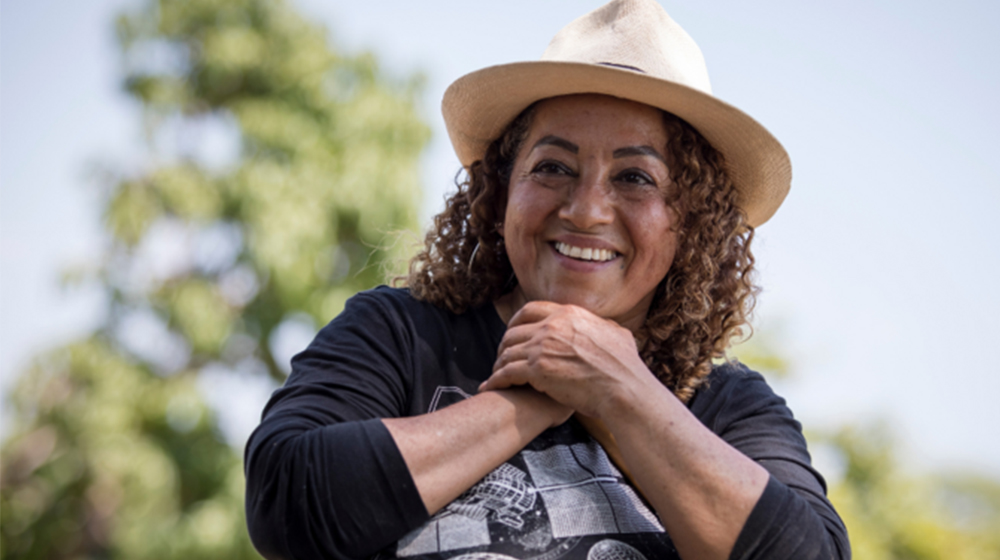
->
xmin=442 ymin=0 xmax=791 ymax=227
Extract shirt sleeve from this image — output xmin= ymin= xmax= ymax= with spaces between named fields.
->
xmin=690 ymin=365 xmax=851 ymax=560
xmin=244 ymin=289 xmax=430 ymax=560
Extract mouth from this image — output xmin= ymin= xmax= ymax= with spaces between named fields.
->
xmin=553 ymin=241 xmax=620 ymax=262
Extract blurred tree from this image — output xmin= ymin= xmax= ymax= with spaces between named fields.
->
xmin=815 ymin=424 xmax=1000 ymax=559
xmin=729 ymin=322 xmax=1000 ymax=560
xmin=1 ymin=0 xmax=428 ymax=557
xmin=732 ymin=324 xmax=1000 ymax=558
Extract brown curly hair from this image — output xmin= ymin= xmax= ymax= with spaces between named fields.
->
xmin=406 ymin=97 xmax=758 ymax=402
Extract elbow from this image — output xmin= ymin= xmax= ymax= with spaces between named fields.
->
xmin=245 ymin=499 xmax=286 ymax=560
xmin=732 ymin=476 xmax=851 ymax=560
xmin=243 ymin=425 xmax=398 ymax=560
xmin=825 ymin=525 xmax=851 ymax=560
xmin=244 ymin=433 xmax=293 ymax=559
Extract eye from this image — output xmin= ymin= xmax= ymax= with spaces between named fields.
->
xmin=532 ymin=160 xmax=575 ymax=176
xmin=615 ymin=168 xmax=656 ymax=187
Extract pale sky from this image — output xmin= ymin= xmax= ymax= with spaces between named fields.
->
xmin=3 ymin=0 xmax=999 ymax=476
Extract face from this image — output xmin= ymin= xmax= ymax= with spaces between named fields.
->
xmin=500 ymin=94 xmax=680 ymax=332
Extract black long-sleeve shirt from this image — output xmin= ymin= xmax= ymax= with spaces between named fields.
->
xmin=245 ymin=286 xmax=850 ymax=559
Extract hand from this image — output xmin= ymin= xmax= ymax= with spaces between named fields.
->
xmin=480 ymin=301 xmax=654 ymax=420
xmin=501 ymin=386 xmax=574 ymax=429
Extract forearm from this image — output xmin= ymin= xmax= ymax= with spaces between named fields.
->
xmin=245 ymin=418 xmax=427 ymax=559
xmin=601 ymin=377 xmax=769 ymax=560
xmin=384 ymin=387 xmax=563 ymax=515
xmin=246 ymin=389 xmax=561 ymax=559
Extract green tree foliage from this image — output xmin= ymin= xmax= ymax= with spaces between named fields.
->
xmin=1 ymin=0 xmax=429 ymax=557
xmin=733 ymin=329 xmax=1000 ymax=558
xmin=817 ymin=425 xmax=1000 ymax=559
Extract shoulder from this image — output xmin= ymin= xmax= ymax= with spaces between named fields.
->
xmin=303 ymin=286 xmax=434 ymax=359
xmin=331 ymin=285 xmax=504 ymax=356
xmin=693 ymin=361 xmax=776 ymax=403
xmin=342 ymin=285 xmax=425 ymax=317
xmin=688 ymin=361 xmax=798 ymax=435
xmin=333 ymin=285 xmax=449 ymax=331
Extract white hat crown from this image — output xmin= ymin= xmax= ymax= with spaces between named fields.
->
xmin=442 ymin=0 xmax=792 ymax=227
xmin=542 ymin=0 xmax=712 ymax=95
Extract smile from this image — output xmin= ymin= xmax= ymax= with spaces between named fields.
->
xmin=553 ymin=242 xmax=619 ymax=262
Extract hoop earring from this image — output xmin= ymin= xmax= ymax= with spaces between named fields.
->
xmin=503 ymin=270 xmax=518 ymax=290
xmin=467 ymin=242 xmax=481 ymax=273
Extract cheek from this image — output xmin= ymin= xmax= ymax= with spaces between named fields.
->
xmin=632 ymin=206 xmax=680 ymax=274
xmin=504 ymin=182 xmax=553 ymax=237
xmin=501 ymin=187 xmax=535 ymax=260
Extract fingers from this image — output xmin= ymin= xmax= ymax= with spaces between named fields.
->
xmin=499 ymin=300 xmax=583 ymax=357
xmin=493 ymin=342 xmax=518 ymax=373
xmin=479 ymin=360 xmax=533 ymax=392
xmin=507 ymin=300 xmax=564 ymax=329
xmin=496 ymin=323 xmax=533 ymax=353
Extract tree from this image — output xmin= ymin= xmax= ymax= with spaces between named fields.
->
xmin=815 ymin=424 xmax=1000 ymax=560
xmin=1 ymin=0 xmax=429 ymax=557
xmin=730 ymin=331 xmax=1000 ymax=559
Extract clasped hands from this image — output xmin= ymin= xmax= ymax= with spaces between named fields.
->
xmin=479 ymin=300 xmax=656 ymax=426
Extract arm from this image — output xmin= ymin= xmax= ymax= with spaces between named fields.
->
xmin=246 ymin=389 xmax=566 ymax=560
xmin=482 ymin=301 xmax=848 ymax=560
xmin=384 ymin=386 xmax=569 ymax=515
xmin=244 ymin=291 xmax=427 ymax=559
xmin=244 ymin=290 xmax=569 ymax=559
xmin=689 ymin=366 xmax=850 ymax=560
xmin=599 ymin=371 xmax=768 ymax=560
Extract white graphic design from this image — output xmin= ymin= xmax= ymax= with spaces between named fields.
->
xmin=397 ymin=464 xmax=535 ymax=557
xmin=397 ymin=511 xmax=491 ymax=557
xmin=396 ymin=401 xmax=666 ymax=558
xmin=449 ymin=554 xmax=519 ymax=560
xmin=428 ymin=386 xmax=473 ymax=413
xmin=522 ymin=442 xmax=664 ymax=539
xmin=447 ymin=463 xmax=536 ymax=529
xmin=587 ymin=540 xmax=648 ymax=560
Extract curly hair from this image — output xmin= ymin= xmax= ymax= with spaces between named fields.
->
xmin=406 ymin=98 xmax=758 ymax=402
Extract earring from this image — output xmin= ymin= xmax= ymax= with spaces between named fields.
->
xmin=467 ymin=242 xmax=481 ymax=273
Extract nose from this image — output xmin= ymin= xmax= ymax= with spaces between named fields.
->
xmin=558 ymin=172 xmax=615 ymax=229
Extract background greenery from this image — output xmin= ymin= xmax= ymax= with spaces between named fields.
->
xmin=1 ymin=0 xmax=997 ymax=558
xmin=1 ymin=0 xmax=426 ymax=556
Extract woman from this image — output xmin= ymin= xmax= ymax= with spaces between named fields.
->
xmin=245 ymin=1 xmax=849 ymax=559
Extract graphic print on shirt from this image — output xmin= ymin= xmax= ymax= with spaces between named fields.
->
xmin=585 ymin=539 xmax=648 ymax=560
xmin=446 ymin=463 xmax=536 ymax=529
xmin=428 ymin=385 xmax=474 ymax=413
xmin=394 ymin=387 xmax=667 ymax=559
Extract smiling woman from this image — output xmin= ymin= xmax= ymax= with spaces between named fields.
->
xmin=411 ymin=95 xmax=755 ymax=402
xmin=244 ymin=1 xmax=850 ymax=559
xmin=497 ymin=95 xmax=679 ymax=332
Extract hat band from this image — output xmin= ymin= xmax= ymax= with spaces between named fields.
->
xmin=597 ymin=62 xmax=646 ymax=73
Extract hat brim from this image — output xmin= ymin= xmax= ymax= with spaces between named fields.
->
xmin=442 ymin=61 xmax=791 ymax=227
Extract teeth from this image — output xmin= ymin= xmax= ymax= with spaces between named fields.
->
xmin=555 ymin=242 xmax=617 ymax=262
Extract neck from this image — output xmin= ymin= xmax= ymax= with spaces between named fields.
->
xmin=493 ymin=287 xmax=529 ymax=325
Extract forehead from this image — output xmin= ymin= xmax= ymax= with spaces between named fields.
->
xmin=525 ymin=94 xmax=668 ymax=145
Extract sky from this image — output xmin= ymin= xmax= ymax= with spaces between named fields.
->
xmin=2 ymin=0 xmax=999 ymax=477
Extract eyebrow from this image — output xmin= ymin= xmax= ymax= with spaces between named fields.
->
xmin=613 ymin=145 xmax=667 ymax=164
xmin=533 ymin=135 xmax=578 ymax=154
xmin=532 ymin=135 xmax=667 ymax=165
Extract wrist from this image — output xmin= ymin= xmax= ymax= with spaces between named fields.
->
xmin=597 ymin=369 xmax=670 ymax=430
xmin=496 ymin=386 xmax=572 ymax=428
